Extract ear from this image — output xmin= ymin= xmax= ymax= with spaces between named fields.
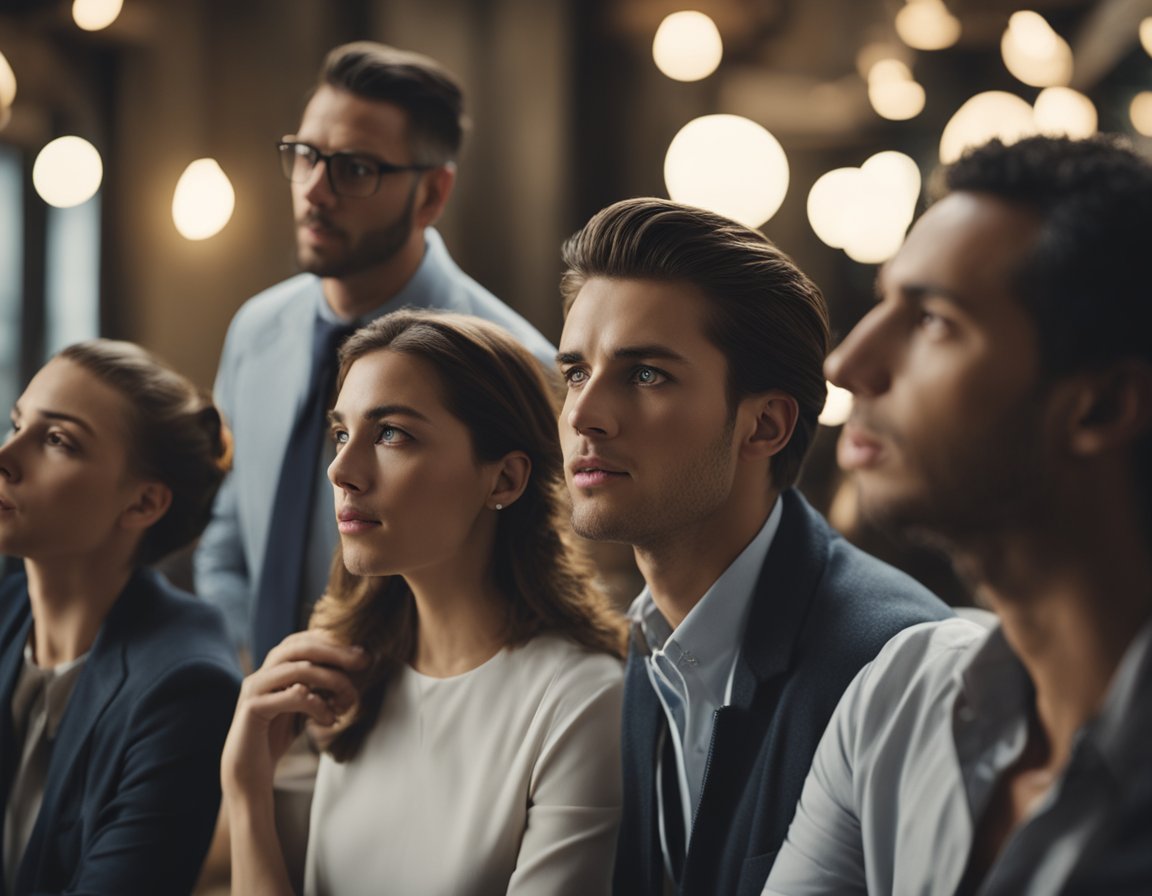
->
xmin=486 ymin=450 xmax=531 ymax=511
xmin=413 ymin=163 xmax=456 ymax=229
xmin=737 ymin=390 xmax=799 ymax=462
xmin=1064 ymin=361 xmax=1152 ymax=457
xmin=119 ymin=481 xmax=173 ymax=532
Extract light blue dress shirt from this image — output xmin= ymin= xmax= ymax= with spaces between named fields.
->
xmin=630 ymin=498 xmax=783 ymax=877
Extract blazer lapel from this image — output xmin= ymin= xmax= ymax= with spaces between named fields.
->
xmin=683 ymin=490 xmax=831 ymax=890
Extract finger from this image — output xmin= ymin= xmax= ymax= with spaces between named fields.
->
xmin=242 ymin=662 xmax=360 ymax=711
xmin=262 ymin=631 xmax=369 ymax=671
xmin=242 ymin=683 xmax=340 ymax=728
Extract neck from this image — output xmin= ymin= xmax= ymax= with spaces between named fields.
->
xmin=23 ymin=557 xmax=135 ymax=667
xmin=957 ymin=512 xmax=1152 ymax=770
xmin=321 ymin=229 xmax=427 ymax=320
xmin=404 ymin=523 xmax=508 ymax=678
xmin=635 ymin=489 xmax=778 ymax=630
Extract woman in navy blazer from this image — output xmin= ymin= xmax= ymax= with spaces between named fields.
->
xmin=0 ymin=339 xmax=241 ymax=895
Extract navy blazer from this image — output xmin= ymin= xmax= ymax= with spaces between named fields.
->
xmin=613 ymin=489 xmax=953 ymax=896
xmin=0 ymin=568 xmax=241 ymax=896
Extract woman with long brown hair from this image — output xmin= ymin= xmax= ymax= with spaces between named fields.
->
xmin=223 ymin=310 xmax=627 ymax=895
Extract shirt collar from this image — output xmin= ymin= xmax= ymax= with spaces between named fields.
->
xmin=1084 ymin=616 xmax=1152 ymax=775
xmin=629 ymin=498 xmax=783 ymax=678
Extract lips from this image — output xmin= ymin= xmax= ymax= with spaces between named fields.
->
xmin=336 ymin=507 xmax=380 ymax=534
xmin=568 ymin=456 xmax=629 ymax=489
xmin=837 ymin=422 xmax=885 ymax=471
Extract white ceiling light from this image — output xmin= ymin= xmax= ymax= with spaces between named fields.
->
xmin=33 ymin=136 xmax=103 ymax=207
xmin=72 ymin=0 xmax=124 ymax=31
xmin=1000 ymin=11 xmax=1073 ymax=88
xmin=940 ymin=91 xmax=1037 ymax=163
xmin=652 ymin=11 xmax=723 ymax=82
xmin=1033 ymin=87 xmax=1096 ymax=138
xmin=172 ymin=158 xmax=236 ymax=240
xmin=664 ymin=114 xmax=789 ymax=228
xmin=0 ymin=51 xmax=16 ymax=108
xmin=895 ymin=0 xmax=961 ymax=52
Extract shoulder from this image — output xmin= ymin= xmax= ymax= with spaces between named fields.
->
xmin=225 ymin=273 xmax=319 ymax=343
xmin=110 ymin=571 xmax=242 ymax=686
xmin=845 ymin=619 xmax=987 ymax=725
xmin=506 ymin=636 xmax=624 ymax=720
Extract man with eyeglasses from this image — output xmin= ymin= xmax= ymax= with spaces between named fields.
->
xmin=195 ymin=42 xmax=554 ymax=668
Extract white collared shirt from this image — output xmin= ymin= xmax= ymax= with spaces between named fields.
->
xmin=631 ymin=498 xmax=783 ymax=868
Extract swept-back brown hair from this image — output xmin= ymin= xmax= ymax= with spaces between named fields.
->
xmin=560 ymin=197 xmax=830 ymax=489
xmin=311 ymin=310 xmax=626 ymax=761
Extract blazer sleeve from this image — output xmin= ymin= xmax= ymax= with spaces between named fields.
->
xmin=507 ymin=656 xmax=624 ymax=896
xmin=39 ymin=658 xmax=240 ymax=896
xmin=193 ymin=319 xmax=252 ymax=655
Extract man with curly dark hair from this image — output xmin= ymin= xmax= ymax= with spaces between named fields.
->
xmin=763 ymin=135 xmax=1152 ymax=895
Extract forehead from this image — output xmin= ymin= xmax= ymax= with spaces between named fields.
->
xmin=884 ymin=192 xmax=1042 ymax=312
xmin=19 ymin=358 xmax=128 ymax=433
xmin=560 ymin=276 xmax=716 ymax=353
xmin=337 ymin=349 xmax=446 ymax=411
xmin=296 ymin=85 xmax=411 ymax=153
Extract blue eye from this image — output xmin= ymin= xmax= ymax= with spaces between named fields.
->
xmin=562 ymin=367 xmax=588 ymax=386
xmin=631 ymin=366 xmax=666 ymax=386
xmin=376 ymin=425 xmax=412 ymax=446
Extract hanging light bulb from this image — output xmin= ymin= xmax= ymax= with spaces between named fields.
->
xmin=172 ymin=158 xmax=236 ymax=240
xmin=819 ymin=383 xmax=854 ymax=427
xmin=940 ymin=91 xmax=1037 ymax=163
xmin=652 ymin=11 xmax=724 ymax=82
xmin=664 ymin=114 xmax=788 ymax=227
xmin=72 ymin=0 xmax=124 ymax=32
xmin=1033 ymin=87 xmax=1096 ymax=138
xmin=1000 ymin=11 xmax=1073 ymax=88
xmin=0 ymin=50 xmax=16 ymax=108
xmin=895 ymin=0 xmax=961 ymax=52
xmin=32 ymin=136 xmax=103 ymax=208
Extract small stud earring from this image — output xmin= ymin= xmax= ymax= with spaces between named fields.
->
xmin=494 ymin=503 xmax=503 ymax=511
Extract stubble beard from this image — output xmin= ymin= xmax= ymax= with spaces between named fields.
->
xmin=296 ymin=182 xmax=418 ymax=279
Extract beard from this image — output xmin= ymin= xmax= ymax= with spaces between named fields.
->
xmin=296 ymin=180 xmax=418 ymax=278
xmin=851 ymin=393 xmax=1054 ymax=553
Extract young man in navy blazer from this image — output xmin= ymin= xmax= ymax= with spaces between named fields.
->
xmin=556 ymin=197 xmax=952 ymax=896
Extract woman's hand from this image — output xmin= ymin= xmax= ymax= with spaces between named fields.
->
xmin=221 ymin=630 xmax=367 ymax=801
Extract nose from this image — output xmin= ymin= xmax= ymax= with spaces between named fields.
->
xmin=564 ymin=375 xmax=618 ymax=440
xmin=824 ymin=306 xmax=894 ymax=398
xmin=301 ymin=158 xmax=337 ymax=207
xmin=327 ymin=441 xmax=367 ymax=495
xmin=0 ymin=430 xmax=21 ymax=483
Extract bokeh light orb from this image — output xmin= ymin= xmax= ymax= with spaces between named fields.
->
xmin=940 ymin=91 xmax=1036 ymax=163
xmin=172 ymin=158 xmax=236 ymax=240
xmin=72 ymin=0 xmax=124 ymax=31
xmin=664 ymin=114 xmax=788 ymax=227
xmin=819 ymin=383 xmax=854 ymax=427
xmin=1130 ymin=92 xmax=1152 ymax=137
xmin=652 ymin=11 xmax=723 ymax=82
xmin=895 ymin=0 xmax=961 ymax=52
xmin=1001 ymin=11 xmax=1073 ymax=88
xmin=0 ymin=51 xmax=16 ymax=108
xmin=1033 ymin=87 xmax=1096 ymax=138
xmin=32 ymin=136 xmax=103 ymax=208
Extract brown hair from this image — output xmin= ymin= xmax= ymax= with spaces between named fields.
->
xmin=319 ymin=41 xmax=467 ymax=166
xmin=310 ymin=310 xmax=626 ymax=761
xmin=58 ymin=339 xmax=231 ymax=566
xmin=560 ymin=198 xmax=830 ymax=489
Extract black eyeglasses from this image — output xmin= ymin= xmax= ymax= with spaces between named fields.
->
xmin=277 ymin=140 xmax=433 ymax=198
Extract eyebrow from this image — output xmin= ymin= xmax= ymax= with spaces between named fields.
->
xmin=556 ymin=345 xmax=690 ymax=366
xmin=328 ymin=404 xmax=431 ymax=426
xmin=11 ymin=405 xmax=96 ymax=435
xmin=874 ymin=272 xmax=969 ymax=309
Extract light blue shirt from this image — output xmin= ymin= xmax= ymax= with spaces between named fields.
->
xmin=631 ymin=498 xmax=783 ymax=871
xmin=764 ymin=616 xmax=1152 ymax=896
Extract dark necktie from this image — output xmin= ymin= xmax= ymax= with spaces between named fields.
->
xmin=661 ymin=724 xmax=687 ymax=884
xmin=252 ymin=316 xmax=353 ymax=666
